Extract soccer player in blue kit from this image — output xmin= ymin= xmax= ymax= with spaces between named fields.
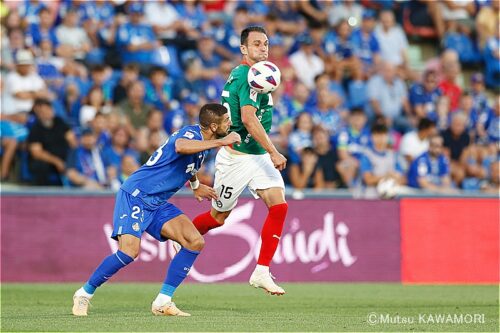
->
xmin=72 ymin=103 xmax=241 ymax=317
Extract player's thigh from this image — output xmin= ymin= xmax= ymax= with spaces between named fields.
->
xmin=248 ymin=154 xmax=286 ymax=207
xmin=159 ymin=214 xmax=204 ymax=251
xmin=145 ymin=202 xmax=184 ymax=242
xmin=211 ymin=148 xmax=253 ymax=212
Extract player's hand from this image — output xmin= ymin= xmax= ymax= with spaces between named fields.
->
xmin=270 ymin=151 xmax=287 ymax=171
xmin=220 ymin=132 xmax=241 ymax=146
xmin=193 ymin=184 xmax=218 ymax=202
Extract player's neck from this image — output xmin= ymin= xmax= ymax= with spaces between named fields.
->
xmin=200 ymin=129 xmax=214 ymax=141
xmin=241 ymin=58 xmax=254 ymax=66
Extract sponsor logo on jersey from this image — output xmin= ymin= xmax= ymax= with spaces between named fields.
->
xmin=132 ymin=223 xmax=140 ymax=232
xmin=183 ymin=131 xmax=195 ymax=139
xmin=249 ymin=89 xmax=258 ymax=102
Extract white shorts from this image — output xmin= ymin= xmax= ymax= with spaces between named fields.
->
xmin=211 ymin=147 xmax=285 ymax=212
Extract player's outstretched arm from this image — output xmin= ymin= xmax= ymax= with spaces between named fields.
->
xmin=175 ymin=132 xmax=241 ymax=155
xmin=241 ymin=105 xmax=287 ymax=170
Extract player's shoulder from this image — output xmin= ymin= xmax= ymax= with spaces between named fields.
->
xmin=177 ymin=124 xmax=202 ymax=140
xmin=230 ymin=64 xmax=250 ymax=80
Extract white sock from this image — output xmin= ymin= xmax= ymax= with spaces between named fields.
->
xmin=75 ymin=287 xmax=94 ymax=299
xmin=153 ymin=293 xmax=172 ymax=306
xmin=254 ymin=264 xmax=269 ymax=274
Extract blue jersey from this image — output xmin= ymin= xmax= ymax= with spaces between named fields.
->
xmin=407 ymin=152 xmax=450 ymax=188
xmin=351 ymin=28 xmax=380 ymax=66
xmin=121 ymin=125 xmax=208 ymax=207
xmin=409 ymin=83 xmax=442 ymax=122
xmin=336 ymin=126 xmax=371 ymax=159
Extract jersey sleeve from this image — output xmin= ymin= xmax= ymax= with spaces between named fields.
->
xmin=174 ymin=126 xmax=203 ymax=143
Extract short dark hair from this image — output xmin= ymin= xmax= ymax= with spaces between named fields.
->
xmin=371 ymin=123 xmax=389 ymax=134
xmin=199 ymin=104 xmax=228 ymax=128
xmin=149 ymin=66 xmax=167 ymax=77
xmin=241 ymin=26 xmax=267 ymax=45
xmin=33 ymin=98 xmax=52 ymax=108
xmin=417 ymin=118 xmax=436 ymax=131
xmin=350 ymin=107 xmax=365 ymax=116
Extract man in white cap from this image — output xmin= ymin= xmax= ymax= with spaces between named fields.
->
xmin=4 ymin=49 xmax=49 ymax=115
xmin=1 ymin=49 xmax=49 ymax=180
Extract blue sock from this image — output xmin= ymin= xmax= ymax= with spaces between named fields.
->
xmin=160 ymin=247 xmax=199 ymax=296
xmin=83 ymin=250 xmax=134 ymax=294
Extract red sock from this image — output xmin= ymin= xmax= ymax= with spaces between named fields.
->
xmin=192 ymin=210 xmax=221 ymax=235
xmin=257 ymin=203 xmax=288 ymax=266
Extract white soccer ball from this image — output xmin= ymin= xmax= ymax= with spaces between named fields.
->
xmin=376 ymin=178 xmax=398 ymax=199
xmin=247 ymin=61 xmax=281 ymax=94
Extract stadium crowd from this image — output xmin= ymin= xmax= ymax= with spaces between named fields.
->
xmin=0 ymin=0 xmax=498 ymax=197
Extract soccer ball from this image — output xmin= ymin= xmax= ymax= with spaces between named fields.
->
xmin=376 ymin=178 xmax=397 ymax=199
xmin=247 ymin=61 xmax=281 ymax=94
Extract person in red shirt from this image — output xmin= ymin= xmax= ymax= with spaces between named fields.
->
xmin=438 ymin=53 xmax=462 ymax=111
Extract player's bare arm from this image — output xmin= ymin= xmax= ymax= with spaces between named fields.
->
xmin=189 ymin=174 xmax=218 ymax=202
xmin=175 ymin=132 xmax=241 ymax=155
xmin=241 ymin=105 xmax=286 ymax=170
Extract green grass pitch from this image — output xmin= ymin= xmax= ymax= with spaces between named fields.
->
xmin=1 ymin=283 xmax=498 ymax=332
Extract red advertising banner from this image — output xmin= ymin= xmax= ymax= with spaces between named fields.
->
xmin=1 ymin=195 xmax=400 ymax=283
xmin=400 ymin=198 xmax=499 ymax=283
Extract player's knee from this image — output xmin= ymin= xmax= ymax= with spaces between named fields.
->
xmin=118 ymin=238 xmax=140 ymax=259
xmin=120 ymin=246 xmax=140 ymax=259
xmin=270 ymin=202 xmax=288 ymax=218
xmin=186 ymin=234 xmax=205 ymax=252
xmin=211 ymin=208 xmax=230 ymax=225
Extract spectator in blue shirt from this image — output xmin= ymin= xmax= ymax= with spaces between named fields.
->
xmin=486 ymin=98 xmax=499 ymax=144
xmin=336 ymin=108 xmax=370 ymax=188
xmin=409 ymin=69 xmax=442 ymax=122
xmin=408 ymin=135 xmax=454 ymax=192
xmin=66 ymin=127 xmax=109 ymax=189
xmin=145 ymin=66 xmax=174 ymax=112
xmin=469 ymin=73 xmax=490 ymax=115
xmin=337 ymin=108 xmax=371 ymax=161
xmin=102 ymin=126 xmax=139 ymax=180
xmin=309 ymin=88 xmax=345 ymax=138
xmin=195 ymin=31 xmax=222 ymax=70
xmin=116 ymin=3 xmax=159 ymax=72
xmin=483 ymin=29 xmax=500 ymax=89
xmin=359 ymin=123 xmax=405 ymax=197
xmin=351 ymin=9 xmax=380 ymax=78
xmin=327 ymin=20 xmax=361 ymax=82
xmin=26 ymin=6 xmax=58 ymax=49
xmin=18 ymin=0 xmax=46 ymax=25
xmin=213 ymin=5 xmax=250 ymax=60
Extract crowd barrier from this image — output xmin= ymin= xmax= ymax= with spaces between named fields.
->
xmin=1 ymin=191 xmax=498 ymax=284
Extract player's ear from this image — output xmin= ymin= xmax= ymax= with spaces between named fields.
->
xmin=210 ymin=122 xmax=218 ymax=132
xmin=240 ymin=45 xmax=247 ymax=55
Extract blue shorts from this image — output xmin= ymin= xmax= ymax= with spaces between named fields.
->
xmin=111 ymin=189 xmax=183 ymax=242
xmin=0 ymin=121 xmax=28 ymax=142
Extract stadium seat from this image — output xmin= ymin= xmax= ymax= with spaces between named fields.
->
xmin=402 ymin=6 xmax=438 ymax=39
